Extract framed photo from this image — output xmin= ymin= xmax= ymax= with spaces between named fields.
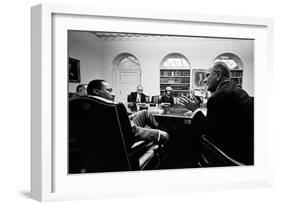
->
xmin=192 ymin=69 xmax=206 ymax=90
xmin=31 ymin=3 xmax=274 ymax=202
xmin=68 ymin=57 xmax=81 ymax=83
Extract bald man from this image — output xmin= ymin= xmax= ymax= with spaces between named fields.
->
xmin=179 ymin=62 xmax=254 ymax=165
xmin=128 ymin=85 xmax=147 ymax=103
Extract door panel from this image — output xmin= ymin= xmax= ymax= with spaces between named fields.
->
xmin=116 ymin=70 xmax=140 ymax=103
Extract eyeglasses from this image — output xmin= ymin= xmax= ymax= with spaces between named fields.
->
xmin=205 ymin=70 xmax=218 ymax=78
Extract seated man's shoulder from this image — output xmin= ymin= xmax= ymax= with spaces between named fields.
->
xmin=212 ymin=89 xmax=233 ymax=100
xmin=90 ymin=95 xmax=116 ymax=104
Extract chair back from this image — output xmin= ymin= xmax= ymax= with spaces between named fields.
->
xmin=127 ymin=94 xmax=131 ymax=102
xmin=68 ymin=92 xmax=75 ymax=98
xmin=145 ymin=96 xmax=150 ymax=103
xmin=68 ymin=132 xmax=85 ymax=173
xmin=189 ymin=110 xmax=206 ymax=164
xmin=69 ymin=96 xmax=132 ymax=173
xmin=200 ymin=137 xmax=244 ymax=167
xmin=151 ymin=95 xmax=160 ymax=103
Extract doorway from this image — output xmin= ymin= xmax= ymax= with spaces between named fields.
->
xmin=112 ymin=53 xmax=141 ymax=103
xmin=115 ymin=69 xmax=140 ymax=103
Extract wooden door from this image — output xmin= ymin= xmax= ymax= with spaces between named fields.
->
xmin=115 ymin=70 xmax=140 ymax=103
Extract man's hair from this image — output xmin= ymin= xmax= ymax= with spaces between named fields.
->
xmin=87 ymin=79 xmax=105 ymax=96
xmin=213 ymin=62 xmax=231 ymax=79
xmin=76 ymin=84 xmax=87 ymax=93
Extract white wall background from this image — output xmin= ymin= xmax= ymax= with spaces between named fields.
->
xmin=0 ymin=0 xmax=280 ymax=205
xmin=68 ymin=31 xmax=102 ymax=92
xmin=69 ymin=31 xmax=254 ymax=96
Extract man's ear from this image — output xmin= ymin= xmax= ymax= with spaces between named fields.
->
xmin=216 ymin=70 xmax=222 ymax=81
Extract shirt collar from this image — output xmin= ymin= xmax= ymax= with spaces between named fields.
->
xmin=88 ymin=95 xmax=115 ymax=104
xmin=216 ymin=79 xmax=231 ymax=92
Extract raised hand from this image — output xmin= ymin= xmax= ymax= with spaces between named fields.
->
xmin=178 ymin=95 xmax=200 ymax=112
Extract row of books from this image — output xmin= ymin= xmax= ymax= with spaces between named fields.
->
xmin=160 ymin=70 xmax=242 ymax=77
xmin=160 ymin=70 xmax=190 ymax=76
xmin=231 ymin=78 xmax=243 ymax=85
xmin=160 ymin=77 xmax=190 ymax=84
xmin=230 ymin=70 xmax=243 ymax=77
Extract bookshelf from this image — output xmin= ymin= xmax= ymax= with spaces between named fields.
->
xmin=160 ymin=69 xmax=190 ymax=96
xmin=230 ymin=70 xmax=243 ymax=88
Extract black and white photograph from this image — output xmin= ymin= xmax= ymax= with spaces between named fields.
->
xmin=68 ymin=30 xmax=254 ymax=174
xmin=27 ymin=1 xmax=279 ymax=203
xmin=192 ymin=69 xmax=206 ymax=90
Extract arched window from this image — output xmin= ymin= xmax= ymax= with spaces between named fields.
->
xmin=113 ymin=53 xmax=140 ymax=70
xmin=160 ymin=53 xmax=191 ymax=96
xmin=214 ymin=53 xmax=244 ymax=87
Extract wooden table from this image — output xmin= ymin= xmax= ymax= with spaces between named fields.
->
xmin=126 ymin=103 xmax=194 ymax=135
xmin=126 ymin=103 xmax=207 ymax=169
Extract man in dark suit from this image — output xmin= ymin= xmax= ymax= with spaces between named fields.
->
xmin=179 ymin=62 xmax=253 ymax=165
xmin=87 ymin=80 xmax=169 ymax=144
xmin=128 ymin=85 xmax=147 ymax=103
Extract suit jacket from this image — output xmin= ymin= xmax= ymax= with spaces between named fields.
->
xmin=128 ymin=92 xmax=147 ymax=103
xmin=206 ymin=81 xmax=254 ymax=165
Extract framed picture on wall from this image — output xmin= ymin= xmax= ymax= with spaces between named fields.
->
xmin=68 ymin=57 xmax=81 ymax=83
xmin=31 ymin=3 xmax=274 ymax=202
xmin=192 ymin=69 xmax=206 ymax=90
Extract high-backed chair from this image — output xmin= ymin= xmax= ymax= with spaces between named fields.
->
xmin=188 ymin=110 xmax=207 ymax=167
xmin=145 ymin=95 xmax=150 ymax=103
xmin=127 ymin=94 xmax=131 ymax=103
xmin=69 ymin=132 xmax=85 ymax=173
xmin=190 ymin=110 xmax=246 ymax=167
xmin=151 ymin=95 xmax=160 ymax=104
xmin=68 ymin=92 xmax=75 ymax=98
xmin=68 ymin=96 xmax=161 ymax=173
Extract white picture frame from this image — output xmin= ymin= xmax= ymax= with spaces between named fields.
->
xmin=31 ymin=3 xmax=274 ymax=202
xmin=192 ymin=69 xmax=207 ymax=90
